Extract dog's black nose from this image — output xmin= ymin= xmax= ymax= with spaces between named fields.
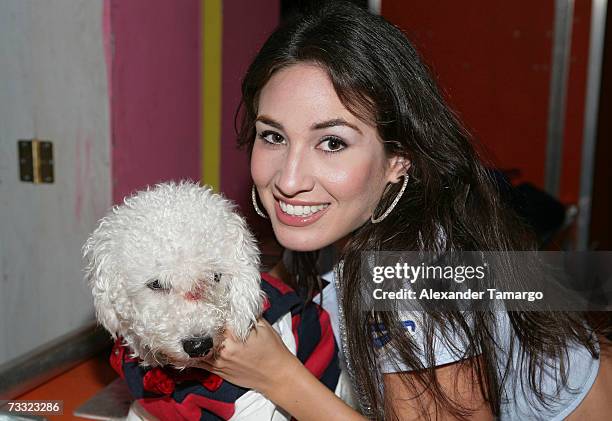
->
xmin=182 ymin=336 xmax=214 ymax=357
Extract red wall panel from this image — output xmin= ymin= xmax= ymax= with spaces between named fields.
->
xmin=110 ymin=0 xmax=201 ymax=204
xmin=220 ymin=0 xmax=280 ymax=236
xmin=382 ymin=0 xmax=591 ymax=204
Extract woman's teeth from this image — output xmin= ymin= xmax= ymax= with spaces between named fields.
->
xmin=279 ymin=200 xmax=329 ymax=216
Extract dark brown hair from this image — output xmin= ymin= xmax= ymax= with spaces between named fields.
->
xmin=235 ymin=2 xmax=604 ymax=419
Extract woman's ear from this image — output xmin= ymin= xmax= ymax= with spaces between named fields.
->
xmin=387 ymin=155 xmax=411 ymax=183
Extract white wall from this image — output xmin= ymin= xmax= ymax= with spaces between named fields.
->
xmin=0 ymin=0 xmax=111 ymax=365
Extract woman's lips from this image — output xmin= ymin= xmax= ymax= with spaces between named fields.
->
xmin=274 ymin=199 xmax=330 ymax=227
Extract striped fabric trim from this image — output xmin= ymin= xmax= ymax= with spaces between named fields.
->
xmin=260 ymin=272 xmax=340 ymax=392
xmin=111 ymin=272 xmax=341 ymax=420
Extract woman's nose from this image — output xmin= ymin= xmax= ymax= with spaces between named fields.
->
xmin=274 ymin=146 xmax=316 ymax=196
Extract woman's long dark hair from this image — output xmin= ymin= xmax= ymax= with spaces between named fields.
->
xmin=236 ymin=2 xmax=605 ymax=419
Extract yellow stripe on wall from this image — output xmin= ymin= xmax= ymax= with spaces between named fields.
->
xmin=201 ymin=0 xmax=222 ymax=192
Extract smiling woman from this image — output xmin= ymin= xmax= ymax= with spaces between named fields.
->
xmin=251 ymin=62 xmax=406 ymax=252
xmin=195 ymin=2 xmax=612 ymax=421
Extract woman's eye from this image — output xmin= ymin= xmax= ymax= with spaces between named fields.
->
xmin=258 ymin=131 xmax=285 ymax=145
xmin=318 ymin=136 xmax=347 ymax=154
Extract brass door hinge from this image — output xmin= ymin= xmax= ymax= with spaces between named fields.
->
xmin=18 ymin=139 xmax=54 ymax=183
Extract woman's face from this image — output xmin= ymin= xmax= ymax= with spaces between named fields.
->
xmin=251 ymin=63 xmax=407 ymax=252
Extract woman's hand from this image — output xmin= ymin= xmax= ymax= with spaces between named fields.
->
xmin=196 ymin=317 xmax=299 ymax=396
xmin=198 ymin=317 xmax=366 ymax=421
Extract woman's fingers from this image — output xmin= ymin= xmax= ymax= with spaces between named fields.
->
xmin=195 ymin=358 xmax=216 ymax=372
xmin=194 ymin=319 xmax=258 ymax=371
xmin=255 ymin=318 xmax=269 ymax=328
xmin=190 ymin=316 xmax=296 ymax=391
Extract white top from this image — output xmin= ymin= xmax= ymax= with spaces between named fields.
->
xmin=318 ymin=266 xmax=600 ymax=420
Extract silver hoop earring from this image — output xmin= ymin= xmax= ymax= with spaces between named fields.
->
xmin=371 ymin=174 xmax=409 ymax=224
xmin=251 ymin=185 xmax=268 ymax=219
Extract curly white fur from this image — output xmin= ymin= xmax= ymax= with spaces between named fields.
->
xmin=82 ymin=180 xmax=264 ymax=369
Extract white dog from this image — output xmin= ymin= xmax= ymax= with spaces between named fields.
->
xmin=83 ymin=181 xmax=352 ymax=420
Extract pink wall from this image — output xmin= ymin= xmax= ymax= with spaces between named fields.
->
xmin=109 ymin=0 xmax=201 ymax=204
xmin=220 ymin=0 xmax=280 ymax=236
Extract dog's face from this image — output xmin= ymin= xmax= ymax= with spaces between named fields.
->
xmin=83 ymin=181 xmax=264 ymax=368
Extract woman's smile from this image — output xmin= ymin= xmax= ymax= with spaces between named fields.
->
xmin=274 ymin=197 xmax=331 ymax=227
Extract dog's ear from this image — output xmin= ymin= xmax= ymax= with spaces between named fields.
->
xmin=82 ymin=218 xmax=123 ymax=338
xmin=226 ymin=214 xmax=265 ymax=341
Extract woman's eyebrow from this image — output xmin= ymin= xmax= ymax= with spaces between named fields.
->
xmin=255 ymin=115 xmax=363 ymax=135
xmin=255 ymin=116 xmax=284 ymax=130
xmin=312 ymin=118 xmax=362 ymax=135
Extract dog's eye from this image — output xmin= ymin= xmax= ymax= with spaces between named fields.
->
xmin=146 ymin=279 xmax=169 ymax=291
xmin=213 ymin=273 xmax=222 ymax=283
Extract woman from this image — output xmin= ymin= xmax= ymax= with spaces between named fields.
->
xmin=199 ymin=2 xmax=612 ymax=420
